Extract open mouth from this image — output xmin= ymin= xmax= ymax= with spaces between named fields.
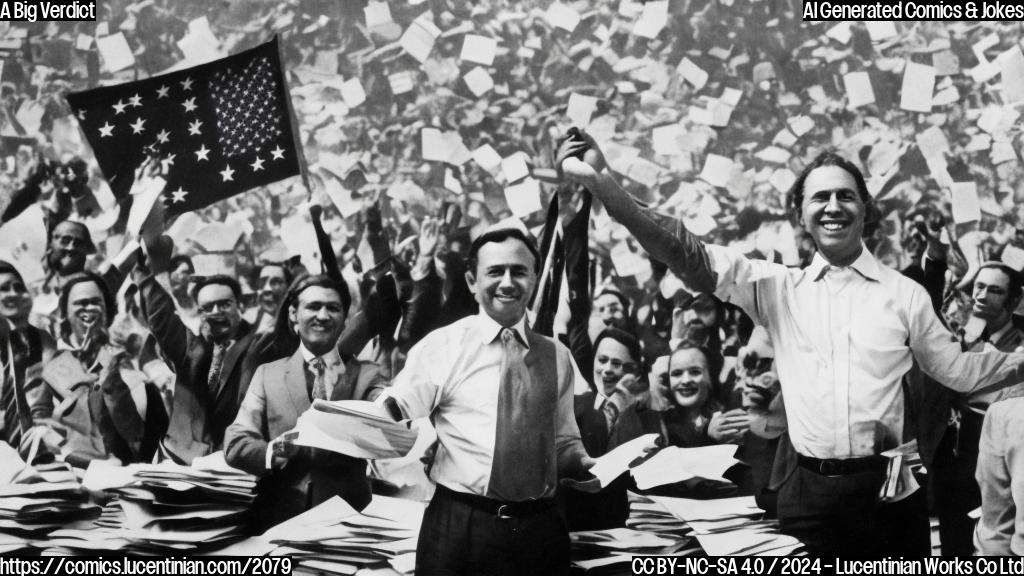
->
xmin=77 ymin=311 xmax=99 ymax=325
xmin=673 ymin=384 xmax=700 ymax=397
xmin=820 ymin=221 xmax=849 ymax=232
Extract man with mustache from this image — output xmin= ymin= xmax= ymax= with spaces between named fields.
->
xmin=378 ymin=222 xmax=597 ymax=576
xmin=135 ymin=237 xmax=263 ymax=464
xmin=933 ymin=262 xmax=1024 ymax=555
xmin=559 ymin=134 xmax=1024 ymax=557
xmin=225 ymin=274 xmax=386 ymax=528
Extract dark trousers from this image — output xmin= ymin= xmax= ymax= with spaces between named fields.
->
xmin=416 ymin=485 xmax=570 ymax=576
xmin=932 ymin=410 xmax=983 ymax=556
xmin=777 ymin=463 xmax=931 ymax=557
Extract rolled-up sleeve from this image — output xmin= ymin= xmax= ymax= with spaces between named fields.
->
xmin=380 ymin=334 xmax=440 ymax=420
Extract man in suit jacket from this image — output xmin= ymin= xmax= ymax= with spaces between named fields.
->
xmin=933 ymin=262 xmax=1024 ymax=555
xmin=225 ymin=274 xmax=386 ymax=530
xmin=136 ymin=239 xmax=262 ymax=464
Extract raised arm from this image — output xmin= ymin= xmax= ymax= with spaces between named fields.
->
xmin=135 ymin=237 xmax=192 ymax=367
xmin=557 ymin=133 xmax=717 ymax=294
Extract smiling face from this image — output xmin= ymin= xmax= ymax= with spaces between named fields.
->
xmin=594 ymin=293 xmax=627 ymax=329
xmin=800 ymin=165 xmax=866 ymax=267
xmin=972 ymin=267 xmax=1013 ymax=325
xmin=593 ymin=337 xmax=638 ymax=396
xmin=290 ymin=285 xmax=346 ymax=356
xmin=667 ymin=348 xmax=712 ymax=410
xmin=258 ymin=265 xmax=288 ymax=314
xmin=48 ymin=221 xmax=91 ymax=275
xmin=66 ymin=280 xmax=106 ymax=343
xmin=196 ymin=283 xmax=241 ymax=342
xmin=466 ymin=238 xmax=537 ymax=327
xmin=0 ymin=272 xmax=31 ymax=324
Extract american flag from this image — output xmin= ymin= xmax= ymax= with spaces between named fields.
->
xmin=65 ymin=37 xmax=301 ymax=215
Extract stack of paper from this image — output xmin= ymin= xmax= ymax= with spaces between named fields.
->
xmin=61 ymin=457 xmax=258 ymax=554
xmin=292 ymin=400 xmax=418 ymax=460
xmin=263 ymin=495 xmax=425 ymax=575
xmin=0 ymin=482 xmax=101 ymax=538
xmin=644 ymin=495 xmax=804 ymax=555
xmin=631 ymin=444 xmax=740 ymax=489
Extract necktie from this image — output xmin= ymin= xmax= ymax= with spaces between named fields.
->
xmin=207 ymin=341 xmax=228 ymax=390
xmin=1 ymin=368 xmax=17 ymax=448
xmin=310 ymin=357 xmax=327 ymax=400
xmin=487 ymin=327 xmax=551 ymax=501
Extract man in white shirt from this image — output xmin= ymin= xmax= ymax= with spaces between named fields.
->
xmin=559 ymin=136 xmax=1024 ymax=556
xmin=380 ymin=224 xmax=595 ymax=576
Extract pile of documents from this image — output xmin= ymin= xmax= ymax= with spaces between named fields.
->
xmin=259 ymin=494 xmax=425 ymax=576
xmin=291 ymin=399 xmax=419 ymax=460
xmin=0 ymin=444 xmax=100 ymax=540
xmin=47 ymin=454 xmax=258 ymax=553
xmin=879 ymin=440 xmax=923 ymax=503
xmin=648 ymin=495 xmax=803 ymax=556
xmin=570 ymin=527 xmax=692 ymax=573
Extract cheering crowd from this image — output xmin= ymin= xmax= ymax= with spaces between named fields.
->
xmin=3 ymin=0 xmax=1024 ymax=569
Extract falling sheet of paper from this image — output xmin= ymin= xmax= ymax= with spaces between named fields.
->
xmin=900 ymin=61 xmax=935 ymax=113
xmin=588 ymin=433 xmax=660 ymax=487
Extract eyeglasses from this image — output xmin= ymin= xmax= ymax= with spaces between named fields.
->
xmin=197 ymin=299 xmax=237 ymax=315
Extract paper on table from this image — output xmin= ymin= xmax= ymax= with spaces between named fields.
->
xmin=649 ymin=495 xmax=761 ymax=523
xmin=900 ymin=61 xmax=935 ymax=113
xmin=588 ymin=433 xmax=659 ymax=487
xmin=633 ymin=0 xmax=668 ymax=39
xmin=696 ymin=529 xmax=802 ymax=556
xmin=950 ymin=182 xmax=981 ymax=224
xmin=463 ymin=67 xmax=494 ymax=97
xmin=700 ymin=154 xmax=734 ymax=188
xmin=545 ymin=2 xmax=581 ymax=32
xmin=1001 ymin=45 xmax=1024 ymax=104
xmin=504 ymin=177 xmax=542 ymax=218
xmin=843 ymin=71 xmax=875 ymax=109
xmin=566 ymin=92 xmax=598 ymax=128
xmin=96 ymin=33 xmax=135 ymax=72
xmin=571 ymin=527 xmax=678 ymax=549
xmin=341 ymin=78 xmax=366 ymax=108
xmin=460 ymin=34 xmax=497 ymax=66
xmin=399 ymin=17 xmax=440 ymax=63
xmin=677 ymin=57 xmax=708 ymax=90
xmin=263 ymin=496 xmax=359 ymax=538
xmin=360 ymin=495 xmax=426 ymax=531
xmin=501 ymin=152 xmax=531 ymax=183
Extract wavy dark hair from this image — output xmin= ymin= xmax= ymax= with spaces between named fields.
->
xmin=788 ymin=150 xmax=880 ymax=234
xmin=253 ymin=273 xmax=352 ymax=364
xmin=592 ymin=326 xmax=643 ymax=374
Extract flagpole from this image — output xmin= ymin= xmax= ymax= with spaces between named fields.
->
xmin=275 ymin=35 xmax=312 ymax=196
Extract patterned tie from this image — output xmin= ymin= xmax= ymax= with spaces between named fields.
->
xmin=207 ymin=341 xmax=228 ymax=390
xmin=1 ymin=336 xmax=26 ymax=448
xmin=309 ymin=357 xmax=327 ymax=401
xmin=487 ymin=327 xmax=550 ymax=501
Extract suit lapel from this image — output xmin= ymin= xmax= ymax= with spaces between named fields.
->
xmin=284 ymin=349 xmax=311 ymax=416
xmin=329 ymin=358 xmax=358 ymax=401
xmin=995 ymin=327 xmax=1023 ymax=352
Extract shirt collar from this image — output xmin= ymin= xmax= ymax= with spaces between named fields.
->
xmin=299 ymin=342 xmax=343 ymax=367
xmin=808 ymin=244 xmax=880 ymax=282
xmin=476 ymin=312 xmax=530 ymax=349
xmin=988 ymin=320 xmax=1014 ymax=345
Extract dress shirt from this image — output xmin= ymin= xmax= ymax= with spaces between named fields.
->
xmin=381 ymin=313 xmax=588 ymax=497
xmin=974 ymin=392 xmax=1024 ymax=555
xmin=704 ymin=243 xmax=1024 ymax=459
xmin=298 ymin=343 xmax=344 ymax=400
xmin=967 ymin=320 xmax=1023 ymax=410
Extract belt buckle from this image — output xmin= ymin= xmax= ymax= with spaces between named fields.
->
xmin=818 ymin=459 xmax=841 ymax=476
xmin=496 ymin=504 xmax=513 ymax=520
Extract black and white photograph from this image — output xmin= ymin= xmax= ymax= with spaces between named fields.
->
xmin=1 ymin=0 xmax=1024 ymax=573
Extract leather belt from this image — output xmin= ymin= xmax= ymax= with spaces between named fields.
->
xmin=435 ymin=484 xmax=556 ymax=517
xmin=797 ymin=454 xmax=887 ymax=476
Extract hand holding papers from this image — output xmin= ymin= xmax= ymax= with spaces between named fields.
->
xmin=587 ymin=433 xmax=660 ymax=488
xmin=631 ymin=444 xmax=740 ymax=490
xmin=291 ymin=399 xmax=418 ymax=460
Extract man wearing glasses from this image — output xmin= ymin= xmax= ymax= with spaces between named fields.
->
xmin=134 ymin=238 xmax=262 ymax=464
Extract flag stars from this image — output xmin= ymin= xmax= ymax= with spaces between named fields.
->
xmin=270 ymin=146 xmax=285 ymax=160
xmin=156 ymin=129 xmax=170 ymax=144
xmin=156 ymin=85 xmax=170 ymax=99
xmin=112 ymin=100 xmax=128 ymax=115
xmin=195 ymin=144 xmax=210 ymax=162
xmin=130 ymin=117 xmax=146 ymax=134
xmin=220 ymin=164 xmax=235 ymax=182
xmin=182 ymin=97 xmax=197 ymax=113
xmin=181 ymin=77 xmax=194 ymax=91
xmin=188 ymin=120 xmax=203 ymax=136
xmin=98 ymin=122 xmax=114 ymax=137
xmin=169 ymin=187 xmax=188 ymax=204
xmin=250 ymin=157 xmax=265 ymax=171
xmin=128 ymin=94 xmax=143 ymax=107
